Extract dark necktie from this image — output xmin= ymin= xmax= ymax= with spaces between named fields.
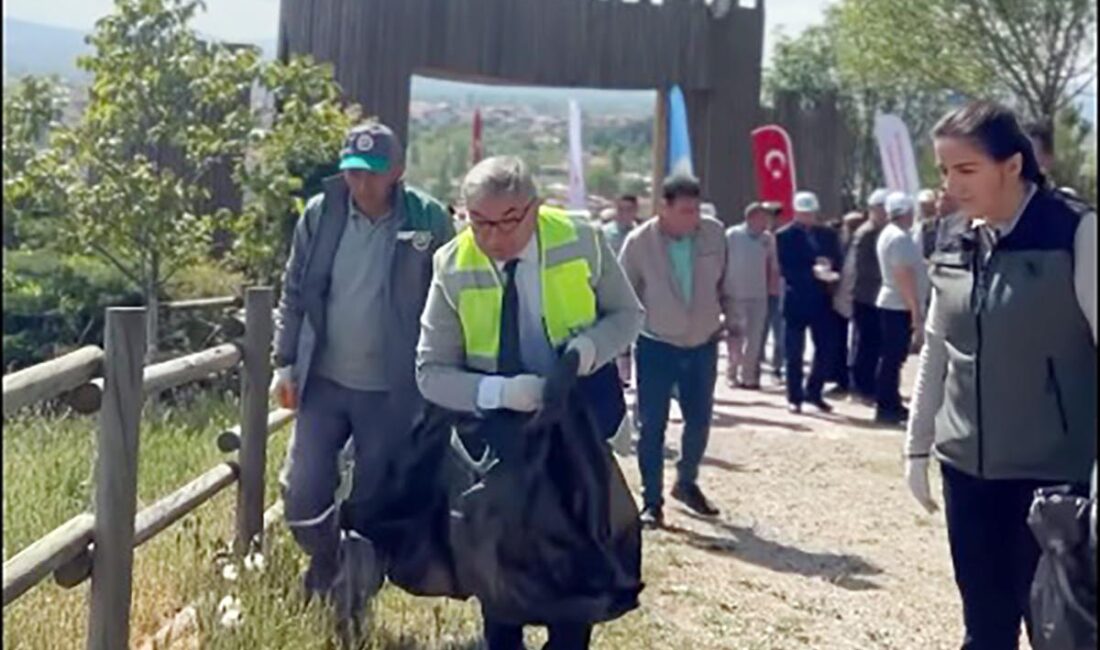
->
xmin=498 ymin=259 xmax=522 ymax=375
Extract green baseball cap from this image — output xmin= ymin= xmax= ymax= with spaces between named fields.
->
xmin=339 ymin=122 xmax=401 ymax=172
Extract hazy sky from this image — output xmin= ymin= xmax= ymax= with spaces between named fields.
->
xmin=2 ymin=0 xmax=837 ymax=66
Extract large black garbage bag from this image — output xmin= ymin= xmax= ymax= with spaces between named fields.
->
xmin=340 ymin=405 xmax=469 ymax=599
xmin=1028 ymin=480 xmax=1097 ymax=650
xmin=448 ymin=351 xmax=644 ymax=627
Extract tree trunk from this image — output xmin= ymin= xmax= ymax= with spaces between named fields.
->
xmin=144 ymin=283 xmax=159 ymax=363
xmin=144 ymin=251 xmax=160 ymax=362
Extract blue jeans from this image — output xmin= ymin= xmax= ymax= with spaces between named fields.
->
xmin=635 ymin=336 xmax=718 ymax=508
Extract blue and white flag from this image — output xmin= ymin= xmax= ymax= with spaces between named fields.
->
xmin=667 ymin=85 xmax=694 ymax=176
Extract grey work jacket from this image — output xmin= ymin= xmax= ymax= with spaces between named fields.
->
xmin=273 ymin=175 xmax=455 ymax=422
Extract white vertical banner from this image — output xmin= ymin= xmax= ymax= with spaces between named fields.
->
xmin=567 ymin=99 xmax=587 ymax=211
xmin=874 ymin=113 xmax=920 ymax=195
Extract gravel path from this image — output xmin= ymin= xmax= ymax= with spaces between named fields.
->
xmin=611 ymin=348 xmax=1031 ymax=650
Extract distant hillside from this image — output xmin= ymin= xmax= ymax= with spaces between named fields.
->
xmin=411 ymin=75 xmax=655 ymax=116
xmin=2 ymin=18 xmax=90 ymax=81
xmin=2 ymin=18 xmax=276 ymax=83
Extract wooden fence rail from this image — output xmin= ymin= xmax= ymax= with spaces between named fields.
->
xmin=161 ymin=295 xmax=241 ymax=311
xmin=0 ymin=287 xmax=284 ymax=650
xmin=2 ymin=346 xmax=104 ymax=416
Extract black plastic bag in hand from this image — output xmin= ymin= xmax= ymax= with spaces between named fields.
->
xmin=1028 ymin=484 xmax=1097 ymax=650
xmin=449 ymin=352 xmax=643 ymax=627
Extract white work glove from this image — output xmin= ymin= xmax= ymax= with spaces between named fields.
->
xmin=566 ymin=335 xmax=598 ymax=376
xmin=905 ymin=457 xmax=938 ymax=514
xmin=270 ymin=366 xmax=297 ymax=410
xmin=499 ymin=374 xmax=546 ymax=412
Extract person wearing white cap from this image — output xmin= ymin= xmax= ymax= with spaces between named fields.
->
xmin=873 ymin=191 xmax=922 ymax=424
xmin=774 ymin=190 xmax=837 ymax=414
xmin=844 ymin=188 xmax=890 ymax=403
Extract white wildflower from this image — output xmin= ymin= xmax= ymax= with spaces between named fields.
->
xmin=217 ymin=594 xmax=243 ymax=629
xmin=221 ymin=563 xmax=239 ymax=582
xmin=243 ymin=552 xmax=266 ymax=573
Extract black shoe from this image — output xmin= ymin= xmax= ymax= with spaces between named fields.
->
xmin=874 ymin=410 xmax=907 ymax=425
xmin=850 ymin=392 xmax=875 ymax=406
xmin=671 ymin=483 xmax=720 ymax=517
xmin=808 ymin=399 xmax=833 ymax=414
xmin=640 ymin=505 xmax=664 ymax=529
xmin=787 ymin=402 xmax=802 ymax=414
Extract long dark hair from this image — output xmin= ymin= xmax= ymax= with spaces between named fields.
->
xmin=932 ymin=101 xmax=1048 ymax=189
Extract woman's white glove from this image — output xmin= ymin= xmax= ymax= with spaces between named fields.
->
xmin=499 ymin=374 xmax=546 ymax=412
xmin=905 ymin=457 xmax=938 ymax=514
xmin=565 ymin=335 xmax=597 ymax=376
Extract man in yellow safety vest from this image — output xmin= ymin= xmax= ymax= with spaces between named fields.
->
xmin=416 ymin=155 xmax=643 ymax=650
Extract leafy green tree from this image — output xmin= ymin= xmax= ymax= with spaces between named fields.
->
xmin=838 ymin=0 xmax=1095 ymax=133
xmin=34 ymin=0 xmax=356 ymax=358
xmin=2 ymin=76 xmax=68 ymax=248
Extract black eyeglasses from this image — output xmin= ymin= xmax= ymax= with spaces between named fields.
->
xmin=467 ymin=199 xmax=536 ymax=235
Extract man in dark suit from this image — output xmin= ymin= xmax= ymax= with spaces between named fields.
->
xmin=775 ymin=191 xmax=837 ymax=414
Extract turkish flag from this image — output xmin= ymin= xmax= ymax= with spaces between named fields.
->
xmin=750 ymin=125 xmax=798 ymax=224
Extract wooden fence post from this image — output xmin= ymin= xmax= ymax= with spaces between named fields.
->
xmin=86 ymin=307 xmax=146 ymax=650
xmin=235 ymin=287 xmax=274 ymax=554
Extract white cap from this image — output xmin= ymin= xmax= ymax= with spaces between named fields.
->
xmin=885 ymin=191 xmax=914 ymax=218
xmin=868 ymin=188 xmax=889 ymax=207
xmin=917 ymin=189 xmax=937 ymax=203
xmin=793 ymin=191 xmax=819 ymax=213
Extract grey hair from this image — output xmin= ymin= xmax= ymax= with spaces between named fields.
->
xmin=460 ymin=155 xmax=537 ymax=207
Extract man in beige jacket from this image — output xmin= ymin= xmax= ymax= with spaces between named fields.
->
xmin=619 ymin=173 xmax=738 ymax=528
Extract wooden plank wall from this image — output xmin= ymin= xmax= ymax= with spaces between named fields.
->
xmin=277 ymin=0 xmax=765 ymax=223
xmin=771 ymin=91 xmax=853 ymax=221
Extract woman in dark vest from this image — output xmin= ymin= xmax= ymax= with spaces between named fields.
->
xmin=903 ymin=100 xmax=1096 ymax=649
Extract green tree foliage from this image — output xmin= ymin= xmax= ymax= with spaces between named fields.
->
xmin=838 ymin=0 xmax=1096 ymax=131
xmin=586 ymin=160 xmax=620 ymax=199
xmin=2 ymin=76 xmax=68 ymax=248
xmin=17 ymin=0 xmax=357 ymax=357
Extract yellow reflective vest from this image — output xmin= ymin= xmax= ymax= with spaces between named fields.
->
xmin=440 ymin=206 xmax=598 ymax=372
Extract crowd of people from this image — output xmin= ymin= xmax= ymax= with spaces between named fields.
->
xmin=267 ymin=100 xmax=1095 ymax=650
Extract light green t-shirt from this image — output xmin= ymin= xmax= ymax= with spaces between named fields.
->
xmin=667 ymin=235 xmax=694 ymax=304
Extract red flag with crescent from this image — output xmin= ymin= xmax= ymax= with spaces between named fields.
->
xmin=471 ymin=108 xmax=483 ymax=165
xmin=750 ymin=125 xmax=797 ymax=224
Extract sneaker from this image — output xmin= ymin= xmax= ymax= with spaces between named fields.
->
xmin=808 ymin=399 xmax=834 ymax=414
xmin=787 ymin=402 xmax=802 ymax=414
xmin=671 ymin=483 xmax=720 ymax=517
xmin=640 ymin=505 xmax=664 ymax=529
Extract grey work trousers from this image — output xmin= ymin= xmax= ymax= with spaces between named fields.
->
xmin=724 ymin=297 xmax=769 ymax=386
xmin=280 ymin=375 xmax=395 ymax=601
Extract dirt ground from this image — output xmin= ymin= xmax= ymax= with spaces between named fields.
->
xmin=609 ymin=348 xmax=1024 ymax=650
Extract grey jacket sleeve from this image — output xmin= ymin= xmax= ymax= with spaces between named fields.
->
xmin=579 ymin=227 xmax=644 ymax=369
xmin=272 ymin=199 xmax=317 ymax=369
xmin=415 ymin=247 xmax=485 ymax=413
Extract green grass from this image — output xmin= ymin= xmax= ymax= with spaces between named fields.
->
xmin=2 ymin=393 xmax=291 ymax=648
xmin=3 ymin=394 xmax=671 ymax=649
